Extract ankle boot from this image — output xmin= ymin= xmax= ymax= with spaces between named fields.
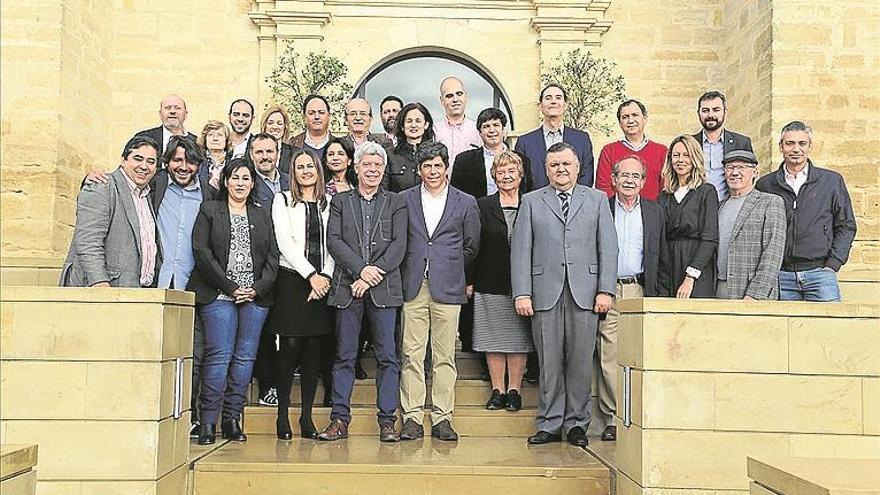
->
xmin=197 ymin=423 xmax=216 ymax=445
xmin=221 ymin=418 xmax=247 ymax=442
xmin=276 ymin=413 xmax=292 ymax=440
xmin=299 ymin=416 xmax=318 ymax=439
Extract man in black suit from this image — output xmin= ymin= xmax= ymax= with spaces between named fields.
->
xmin=451 ymin=107 xmax=534 ymax=199
xmin=595 ymin=155 xmax=666 ymax=443
xmin=693 ymin=91 xmax=753 ymax=202
xmin=136 ymin=94 xmax=197 ymax=158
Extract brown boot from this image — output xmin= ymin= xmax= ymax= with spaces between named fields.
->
xmin=379 ymin=421 xmax=400 ymax=443
xmin=317 ymin=419 xmax=348 ymax=441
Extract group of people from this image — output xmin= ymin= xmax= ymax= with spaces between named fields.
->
xmin=61 ymin=77 xmax=857 ymax=449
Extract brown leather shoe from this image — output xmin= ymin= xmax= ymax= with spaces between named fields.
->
xmin=601 ymin=425 xmax=616 ymax=441
xmin=317 ymin=419 xmax=348 ymax=441
xmin=379 ymin=422 xmax=400 ymax=443
xmin=399 ymin=418 xmax=424 ymax=441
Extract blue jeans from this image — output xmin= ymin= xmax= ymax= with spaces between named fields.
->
xmin=199 ymin=299 xmax=269 ymax=426
xmin=331 ymin=298 xmax=400 ymax=425
xmin=778 ymin=267 xmax=841 ymax=302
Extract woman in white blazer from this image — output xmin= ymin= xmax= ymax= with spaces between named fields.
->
xmin=266 ymin=149 xmax=335 ymax=441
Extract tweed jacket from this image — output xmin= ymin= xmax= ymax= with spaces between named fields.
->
xmin=60 ymin=168 xmax=161 ymax=288
xmin=718 ymin=189 xmax=786 ymax=300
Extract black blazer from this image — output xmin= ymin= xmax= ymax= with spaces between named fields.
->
xmin=277 ymin=142 xmax=295 ymax=175
xmin=135 ymin=126 xmax=197 ymax=159
xmin=382 ymin=143 xmax=421 ymax=193
xmin=451 ymin=148 xmax=534 ymax=199
xmin=326 ymin=189 xmax=408 ymax=308
xmin=150 ymin=169 xmax=215 ymax=210
xmin=608 ymin=196 xmax=666 ymax=297
xmin=690 ymin=129 xmax=753 ymax=155
xmin=187 ymin=200 xmax=279 ymax=306
xmin=470 ymin=193 xmax=518 ymax=295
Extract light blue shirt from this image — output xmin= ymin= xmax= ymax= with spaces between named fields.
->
xmin=702 ymin=131 xmax=727 ymax=202
xmin=157 ymin=178 xmax=203 ymax=289
xmin=543 ymin=125 xmax=564 ymax=149
xmin=614 ymin=197 xmax=644 ymax=278
xmin=483 ymin=147 xmax=502 ymax=195
xmin=259 ymin=170 xmax=282 ymax=196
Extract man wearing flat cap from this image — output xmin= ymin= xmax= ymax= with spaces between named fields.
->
xmin=716 ymin=149 xmax=786 ymax=299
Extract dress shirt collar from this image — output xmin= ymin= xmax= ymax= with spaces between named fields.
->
xmin=702 ymin=129 xmax=725 ymax=145
xmin=784 ymin=162 xmax=809 ymax=182
xmin=615 ymin=195 xmax=641 ymax=213
xmin=483 ymin=145 xmax=507 ymax=158
xmin=121 ymin=169 xmax=151 ymax=198
xmin=543 ymin=124 xmax=564 ymax=138
xmin=621 ymin=135 xmax=649 ymax=152
xmin=421 ymin=181 xmax=449 ymax=199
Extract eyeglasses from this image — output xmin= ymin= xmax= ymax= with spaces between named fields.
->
xmin=723 ymin=164 xmax=756 ymax=172
xmin=614 ymin=172 xmax=644 ymax=180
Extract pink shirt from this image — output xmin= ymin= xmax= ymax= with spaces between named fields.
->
xmin=433 ymin=117 xmax=481 ymax=177
xmin=121 ymin=171 xmax=158 ymax=287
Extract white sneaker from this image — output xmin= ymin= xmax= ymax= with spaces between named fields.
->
xmin=258 ymin=387 xmax=278 ymax=406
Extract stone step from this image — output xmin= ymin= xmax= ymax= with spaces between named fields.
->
xmin=242 ymin=405 xmax=536 ymax=437
xmin=267 ymin=378 xmax=539 ymax=408
xmin=192 ymin=435 xmax=611 ymax=495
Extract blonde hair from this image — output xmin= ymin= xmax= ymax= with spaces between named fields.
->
xmin=662 ymin=134 xmax=706 ymax=193
xmin=260 ymin=105 xmax=291 ymax=143
xmin=198 ymin=120 xmax=232 ymax=153
xmin=491 ymin=151 xmax=525 ymax=179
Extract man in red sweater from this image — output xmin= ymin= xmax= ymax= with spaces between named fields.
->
xmin=595 ymin=100 xmax=667 ymax=200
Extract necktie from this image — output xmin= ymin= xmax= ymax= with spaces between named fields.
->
xmin=558 ymin=191 xmax=570 ymax=220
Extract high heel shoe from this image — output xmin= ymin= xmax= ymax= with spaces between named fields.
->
xmin=299 ymin=416 xmax=318 ymax=439
xmin=276 ymin=415 xmax=293 ymax=440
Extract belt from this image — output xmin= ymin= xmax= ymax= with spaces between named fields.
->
xmin=781 ymin=261 xmax=824 ymax=272
xmin=617 ymin=274 xmax=644 ymax=285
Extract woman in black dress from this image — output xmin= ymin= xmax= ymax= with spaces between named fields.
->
xmin=382 ymin=102 xmax=435 ymax=192
xmin=658 ymin=135 xmax=719 ymax=298
xmin=268 ymin=149 xmax=335 ymax=440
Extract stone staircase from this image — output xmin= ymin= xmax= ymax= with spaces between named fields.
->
xmin=191 ymin=352 xmax=612 ymax=495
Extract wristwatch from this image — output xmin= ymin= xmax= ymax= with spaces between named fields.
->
xmin=685 ymin=266 xmax=702 ymax=280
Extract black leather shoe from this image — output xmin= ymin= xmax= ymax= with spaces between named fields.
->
xmin=485 ymin=389 xmax=507 ymax=410
xmin=355 ymin=362 xmax=368 ymax=380
xmin=299 ymin=416 xmax=318 ymax=439
xmin=276 ymin=416 xmax=292 ymax=441
xmin=527 ymin=430 xmax=561 ymax=444
xmin=524 ymin=369 xmax=539 ymax=384
xmin=221 ymin=418 xmax=247 ymax=442
xmin=505 ymin=390 xmax=522 ymax=411
xmin=601 ymin=425 xmax=616 ymax=442
xmin=430 ymin=420 xmax=459 ymax=442
xmin=566 ymin=426 xmax=588 ymax=447
xmin=197 ymin=423 xmax=216 ymax=445
xmin=399 ymin=419 xmax=424 ymax=441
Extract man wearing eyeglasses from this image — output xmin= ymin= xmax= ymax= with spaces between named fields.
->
xmin=434 ymin=76 xmax=481 ymax=176
xmin=717 ymin=150 xmax=786 ymax=299
xmin=594 ymin=155 xmax=666 ymax=442
xmin=341 ymin=98 xmax=390 ymax=150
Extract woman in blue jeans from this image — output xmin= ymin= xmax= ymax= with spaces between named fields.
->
xmin=188 ymin=158 xmax=279 ymax=445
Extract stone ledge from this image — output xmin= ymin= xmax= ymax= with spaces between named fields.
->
xmin=0 ymin=287 xmax=194 ymax=306
xmin=747 ymin=456 xmax=880 ymax=495
xmin=618 ymin=298 xmax=880 ymax=318
xmin=0 ymin=444 xmax=38 ymax=481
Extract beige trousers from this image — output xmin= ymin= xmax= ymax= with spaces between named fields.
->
xmin=594 ymin=281 xmax=643 ymax=426
xmin=400 ymin=280 xmax=461 ymax=426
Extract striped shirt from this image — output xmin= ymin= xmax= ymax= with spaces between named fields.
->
xmin=121 ymin=171 xmax=158 ymax=287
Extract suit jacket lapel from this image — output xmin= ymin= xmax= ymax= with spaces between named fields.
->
xmin=541 ymin=187 xmax=565 ymax=223
xmin=567 ymin=186 xmax=587 ymax=220
xmin=489 ymin=194 xmax=506 ymax=227
xmin=113 ymin=170 xmax=143 ymax=256
xmin=432 ymin=188 xmax=459 ymax=237
xmin=411 ymin=189 xmax=430 ymax=238
xmin=368 ymin=191 xmax=387 ymax=241
xmin=729 ymin=190 xmax=760 ymax=240
xmin=347 ymin=192 xmax=365 ymax=249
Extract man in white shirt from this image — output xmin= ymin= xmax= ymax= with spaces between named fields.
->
xmin=398 ymin=141 xmax=481 ymax=443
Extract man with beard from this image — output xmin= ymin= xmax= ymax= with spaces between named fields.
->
xmin=136 ymin=94 xmax=197 ymax=157
xmin=341 ymin=98 xmax=389 ymax=150
xmin=228 ymin=99 xmax=255 ymax=159
xmin=249 ymin=133 xmax=291 ymax=407
xmin=433 ymin=77 xmax=481 ymax=176
xmin=691 ymin=91 xmax=753 ymax=202
xmin=250 ymin=133 xmax=291 ymax=206
xmin=153 ymin=136 xmax=216 ymax=437
xmin=290 ymin=94 xmax=335 ymax=158
xmin=380 ymin=96 xmax=403 ymax=146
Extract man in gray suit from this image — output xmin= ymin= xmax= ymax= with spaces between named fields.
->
xmin=61 ymin=136 xmax=162 ymax=288
xmin=716 ymin=150 xmax=786 ymax=300
xmin=399 ymin=141 xmax=481 ymax=442
xmin=512 ymin=142 xmax=618 ymax=447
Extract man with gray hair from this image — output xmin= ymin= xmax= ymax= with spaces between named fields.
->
xmin=716 ymin=149 xmax=786 ymax=299
xmin=756 ymin=121 xmax=856 ymax=301
xmin=341 ymin=98 xmax=390 ymax=150
xmin=319 ymin=140 xmax=408 ymax=443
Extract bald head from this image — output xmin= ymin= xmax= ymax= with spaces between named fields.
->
xmin=439 ymin=76 xmax=468 ymax=120
xmin=159 ymin=94 xmax=187 ymax=132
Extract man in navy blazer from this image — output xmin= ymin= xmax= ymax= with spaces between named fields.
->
xmin=398 ymin=142 xmax=481 ymax=443
xmin=249 ymin=133 xmax=290 ymax=207
xmin=514 ymin=83 xmax=594 ymax=189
